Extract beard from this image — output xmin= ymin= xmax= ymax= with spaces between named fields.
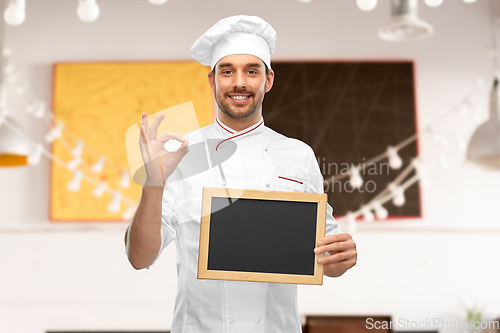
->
xmin=214 ymin=83 xmax=265 ymax=120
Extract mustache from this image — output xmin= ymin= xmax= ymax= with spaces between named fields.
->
xmin=225 ymin=90 xmax=254 ymax=96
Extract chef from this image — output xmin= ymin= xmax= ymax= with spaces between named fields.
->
xmin=125 ymin=15 xmax=357 ymax=333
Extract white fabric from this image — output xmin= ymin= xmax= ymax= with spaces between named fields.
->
xmin=191 ymin=15 xmax=277 ymax=70
xmin=125 ymin=117 xmax=338 ymax=333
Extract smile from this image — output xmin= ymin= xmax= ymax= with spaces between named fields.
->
xmin=229 ymin=95 xmax=251 ymax=104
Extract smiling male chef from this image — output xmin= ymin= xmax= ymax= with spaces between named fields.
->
xmin=125 ymin=15 xmax=357 ymax=333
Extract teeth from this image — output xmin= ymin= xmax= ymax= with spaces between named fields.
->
xmin=231 ymin=95 xmax=249 ymax=100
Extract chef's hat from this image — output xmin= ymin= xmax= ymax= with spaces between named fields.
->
xmin=191 ymin=15 xmax=277 ymax=70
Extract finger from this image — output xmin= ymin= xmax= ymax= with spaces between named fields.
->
xmin=158 ymin=131 xmax=188 ymax=144
xmin=141 ymin=112 xmax=149 ymax=136
xmin=314 ymin=239 xmax=354 ymax=254
xmin=174 ymin=139 xmax=190 ymax=159
xmin=149 ymin=113 xmax=165 ymax=141
xmin=318 ymin=249 xmax=356 ymax=265
xmin=317 ymin=232 xmax=351 ymax=246
xmin=139 ymin=125 xmax=152 ymax=162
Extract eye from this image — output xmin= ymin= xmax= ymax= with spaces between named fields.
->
xmin=222 ymin=70 xmax=232 ymax=75
xmin=248 ymin=70 xmax=258 ymax=74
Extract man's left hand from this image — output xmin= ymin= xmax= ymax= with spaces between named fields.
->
xmin=314 ymin=233 xmax=357 ymax=278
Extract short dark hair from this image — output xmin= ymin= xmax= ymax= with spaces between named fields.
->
xmin=212 ymin=62 xmax=270 ymax=78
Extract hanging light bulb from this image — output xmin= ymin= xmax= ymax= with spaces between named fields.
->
xmin=91 ymin=156 xmax=105 ymax=173
xmin=379 ymin=0 xmax=433 ymax=42
xmin=424 ymin=0 xmax=443 ymax=7
xmin=349 ymin=165 xmax=363 ymax=189
xmin=67 ymin=170 xmax=83 ymax=192
xmin=372 ymin=201 xmax=388 ymax=220
xmin=356 ymin=0 xmax=377 ymax=11
xmin=33 ymin=101 xmax=46 ymax=119
xmin=361 ymin=206 xmax=375 ymax=222
xmin=77 ymin=0 xmax=100 ymax=22
xmin=107 ymin=190 xmax=122 ymax=213
xmin=4 ymin=0 xmax=26 ymax=26
xmin=0 ymin=116 xmax=32 ymax=167
xmin=67 ymin=156 xmax=82 ymax=170
xmin=45 ymin=121 xmax=64 ymax=143
xmin=3 ymin=63 xmax=14 ymax=75
xmin=389 ymin=183 xmax=405 ymax=206
xmin=27 ymin=143 xmax=44 ymax=166
xmin=466 ymin=78 xmax=500 ymax=170
xmin=438 ymin=152 xmax=449 ymax=169
xmin=2 ymin=47 xmax=12 ymax=58
xmin=119 ymin=170 xmax=130 ymax=189
xmin=387 ymin=146 xmax=403 ymax=169
xmin=412 ymin=158 xmax=430 ymax=187
xmin=71 ymin=139 xmax=84 ymax=157
xmin=15 ymin=82 xmax=27 ymax=95
xmin=148 ymin=0 xmax=168 ymax=4
xmin=122 ymin=205 xmax=136 ymax=221
xmin=93 ymin=181 xmax=107 ymax=197
xmin=345 ymin=211 xmax=357 ymax=232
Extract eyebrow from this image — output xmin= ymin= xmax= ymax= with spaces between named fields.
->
xmin=217 ymin=62 xmax=264 ymax=70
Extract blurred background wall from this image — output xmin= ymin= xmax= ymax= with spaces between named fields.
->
xmin=1 ymin=0 xmax=499 ymax=332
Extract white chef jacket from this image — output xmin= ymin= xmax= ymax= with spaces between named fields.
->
xmin=126 ymin=116 xmax=338 ymax=333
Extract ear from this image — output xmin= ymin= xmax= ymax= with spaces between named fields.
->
xmin=208 ymin=71 xmax=215 ymax=92
xmin=265 ymin=69 xmax=274 ymax=93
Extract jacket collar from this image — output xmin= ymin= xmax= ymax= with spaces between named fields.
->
xmin=214 ymin=116 xmax=264 ymax=138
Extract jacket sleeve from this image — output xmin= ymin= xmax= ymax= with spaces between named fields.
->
xmin=305 ymin=147 xmax=339 ymax=241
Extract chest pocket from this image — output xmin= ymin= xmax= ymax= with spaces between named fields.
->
xmin=274 ymin=168 xmax=306 ymax=193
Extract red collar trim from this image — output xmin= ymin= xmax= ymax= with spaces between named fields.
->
xmin=215 ymin=118 xmax=264 ymax=151
xmin=216 ymin=118 xmax=234 ymax=134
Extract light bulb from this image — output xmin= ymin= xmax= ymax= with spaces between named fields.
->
xmin=71 ymin=139 xmax=84 ymax=157
xmin=463 ymin=0 xmax=477 ymax=3
xmin=67 ymin=156 xmax=82 ymax=170
xmin=107 ymin=191 xmax=122 ymax=213
xmin=372 ymin=201 xmax=388 ymax=220
xmin=119 ymin=170 xmax=130 ymax=189
xmin=389 ymin=183 xmax=405 ymax=207
xmin=424 ymin=0 xmax=443 ymax=7
xmin=387 ymin=146 xmax=403 ymax=169
xmin=393 ymin=190 xmax=405 ymax=206
xmin=67 ymin=170 xmax=83 ymax=192
xmin=93 ymin=182 xmax=107 ymax=197
xmin=33 ymin=101 xmax=46 ymax=118
xmin=91 ymin=156 xmax=105 ymax=173
xmin=27 ymin=144 xmax=44 ymax=166
xmin=2 ymin=47 xmax=12 ymax=57
xmin=362 ymin=206 xmax=374 ymax=222
xmin=356 ymin=0 xmax=377 ymax=11
xmin=4 ymin=1 xmax=26 ymax=26
xmin=78 ymin=0 xmax=100 ymax=22
xmin=438 ymin=153 xmax=448 ymax=169
xmin=349 ymin=166 xmax=363 ymax=189
xmin=3 ymin=64 xmax=14 ymax=75
xmin=45 ymin=121 xmax=64 ymax=143
xmin=122 ymin=205 xmax=136 ymax=221
xmin=346 ymin=211 xmax=357 ymax=232
xmin=148 ymin=0 xmax=168 ymax=4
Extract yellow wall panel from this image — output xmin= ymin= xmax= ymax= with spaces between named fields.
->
xmin=51 ymin=62 xmax=214 ymax=222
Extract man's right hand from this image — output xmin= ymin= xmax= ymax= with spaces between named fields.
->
xmin=139 ymin=112 xmax=189 ymax=187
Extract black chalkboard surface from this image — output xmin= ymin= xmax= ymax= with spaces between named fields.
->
xmin=198 ymin=187 xmax=327 ymax=285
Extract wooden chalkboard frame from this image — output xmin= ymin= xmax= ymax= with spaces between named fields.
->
xmin=198 ymin=187 xmax=328 ymax=285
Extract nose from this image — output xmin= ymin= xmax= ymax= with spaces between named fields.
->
xmin=233 ymin=71 xmax=247 ymax=89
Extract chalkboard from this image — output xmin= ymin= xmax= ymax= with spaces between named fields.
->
xmin=198 ymin=187 xmax=327 ymax=285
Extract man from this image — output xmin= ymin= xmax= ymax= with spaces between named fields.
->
xmin=125 ymin=15 xmax=357 ymax=333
